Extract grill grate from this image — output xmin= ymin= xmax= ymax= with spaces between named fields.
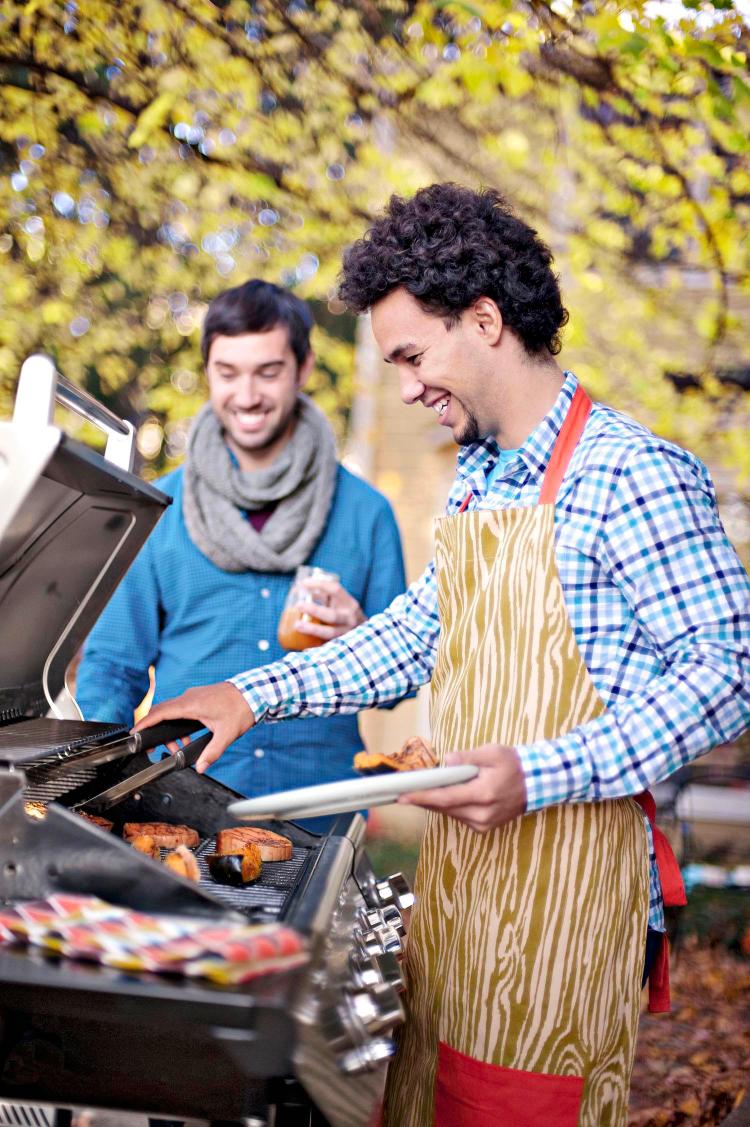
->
xmin=191 ymin=839 xmax=310 ymax=919
xmin=23 ymin=764 xmax=100 ymax=803
xmin=0 ymin=1105 xmax=52 ymax=1127
xmin=0 ymin=720 xmax=127 ymax=759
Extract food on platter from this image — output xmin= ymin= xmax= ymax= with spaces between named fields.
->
xmin=129 ymin=834 xmax=160 ymax=860
xmin=215 ymin=826 xmax=292 ymax=862
xmin=354 ymin=735 xmax=437 ymax=775
xmin=78 ymin=811 xmax=114 ymax=832
xmin=122 ymin=822 xmax=199 ymax=849
xmin=207 ymin=844 xmax=263 ymax=887
xmin=24 ymin=801 xmax=46 ymax=820
xmin=163 ymin=844 xmax=200 ymax=882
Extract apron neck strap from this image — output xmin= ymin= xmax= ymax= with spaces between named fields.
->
xmin=538 ymin=384 xmax=592 ymax=506
xmin=456 ymin=384 xmax=592 ymax=514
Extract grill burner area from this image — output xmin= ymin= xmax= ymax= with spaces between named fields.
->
xmin=192 ymin=840 xmax=310 ymax=919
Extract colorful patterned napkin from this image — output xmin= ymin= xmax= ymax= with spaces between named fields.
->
xmin=0 ymin=894 xmax=307 ymax=984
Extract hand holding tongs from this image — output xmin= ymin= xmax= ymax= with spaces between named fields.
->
xmin=67 ymin=721 xmax=212 ymax=812
xmin=73 ymin=735 xmax=212 ymax=812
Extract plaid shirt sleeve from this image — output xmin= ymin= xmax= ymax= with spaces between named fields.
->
xmin=229 ymin=560 xmax=440 ymax=720
xmin=519 ymin=442 xmax=750 ymax=809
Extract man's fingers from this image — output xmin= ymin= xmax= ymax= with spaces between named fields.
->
xmin=195 ymin=737 xmax=227 ymax=774
xmin=295 ymin=601 xmax=341 ymax=626
xmin=133 ymin=695 xmax=197 ymax=731
xmin=299 ymin=577 xmax=341 ymax=596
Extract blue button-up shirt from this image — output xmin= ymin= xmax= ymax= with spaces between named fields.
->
xmin=76 ymin=463 xmax=406 ymax=807
xmin=232 ymin=373 xmax=750 ymax=929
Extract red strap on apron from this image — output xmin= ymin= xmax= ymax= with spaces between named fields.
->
xmin=538 ymin=384 xmax=592 ymax=505
xmin=633 ymin=790 xmax=687 ymax=1013
xmin=457 ymin=383 xmax=592 ymax=513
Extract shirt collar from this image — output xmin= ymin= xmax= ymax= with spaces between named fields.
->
xmin=455 ymin=370 xmax=579 ymax=486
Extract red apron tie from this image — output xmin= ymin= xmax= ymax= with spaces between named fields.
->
xmin=633 ymin=790 xmax=687 ymax=1013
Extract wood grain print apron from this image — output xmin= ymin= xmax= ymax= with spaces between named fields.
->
xmin=384 ymin=387 xmax=650 ymax=1127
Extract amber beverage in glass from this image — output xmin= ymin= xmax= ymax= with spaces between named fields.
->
xmin=277 ymin=565 xmax=338 ymax=651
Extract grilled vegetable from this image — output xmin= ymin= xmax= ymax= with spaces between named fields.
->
xmin=163 ymin=844 xmax=200 ymax=881
xmin=354 ymin=735 xmax=437 ymax=775
xmin=129 ymin=834 xmax=160 ymax=860
xmin=207 ymin=844 xmax=263 ymax=886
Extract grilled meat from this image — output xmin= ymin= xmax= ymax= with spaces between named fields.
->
xmin=216 ymin=827 xmax=292 ymax=862
xmin=123 ymin=822 xmax=199 ymax=848
xmin=78 ymin=812 xmax=114 ymax=832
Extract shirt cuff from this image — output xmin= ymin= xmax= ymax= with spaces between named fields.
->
xmin=227 ymin=657 xmax=306 ymax=723
xmin=516 ymin=732 xmax=592 ymax=811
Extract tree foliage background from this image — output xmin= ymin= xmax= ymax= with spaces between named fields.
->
xmin=0 ymin=0 xmax=748 ymax=538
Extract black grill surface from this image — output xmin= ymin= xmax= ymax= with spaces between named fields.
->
xmin=192 ymin=840 xmax=312 ymax=918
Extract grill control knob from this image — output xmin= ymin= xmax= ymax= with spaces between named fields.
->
xmin=380 ymin=904 xmax=406 ymax=935
xmin=323 ymin=983 xmax=404 ymax=1065
xmin=349 ymin=982 xmax=404 ymax=1038
xmin=339 ymin=1036 xmax=397 ymax=1075
xmin=350 ymin=950 xmax=404 ymax=994
xmin=374 ymin=950 xmax=405 ymax=994
xmin=357 ymin=925 xmax=402 ymax=959
xmin=374 ymin=872 xmax=414 ymax=911
xmin=350 ymin=952 xmax=382 ymax=991
xmin=359 ymin=904 xmax=406 ymax=936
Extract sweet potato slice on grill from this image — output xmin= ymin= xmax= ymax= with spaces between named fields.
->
xmin=129 ymin=834 xmax=160 ymax=860
xmin=163 ymin=844 xmax=200 ymax=881
xmin=215 ymin=827 xmax=292 ymax=862
xmin=207 ymin=844 xmax=263 ymax=886
xmin=354 ymin=735 xmax=437 ymax=775
xmin=122 ymin=822 xmax=198 ymax=849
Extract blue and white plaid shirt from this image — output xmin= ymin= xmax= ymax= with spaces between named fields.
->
xmin=232 ymin=372 xmax=750 ymax=930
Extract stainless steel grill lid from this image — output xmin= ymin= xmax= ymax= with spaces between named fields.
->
xmin=0 ymin=358 xmax=169 ymax=720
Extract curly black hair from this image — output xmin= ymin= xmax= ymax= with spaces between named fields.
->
xmin=338 ymin=183 xmax=568 ymax=355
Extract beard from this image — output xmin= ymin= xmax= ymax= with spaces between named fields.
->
xmin=454 ymin=406 xmax=482 ymax=446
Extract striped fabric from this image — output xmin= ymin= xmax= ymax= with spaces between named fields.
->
xmin=232 ymin=372 xmax=750 ymax=930
xmin=384 ymin=498 xmax=648 ymax=1127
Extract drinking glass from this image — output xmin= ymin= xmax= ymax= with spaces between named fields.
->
xmin=277 ymin=565 xmax=339 ymax=651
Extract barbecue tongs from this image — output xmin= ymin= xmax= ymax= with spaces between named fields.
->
xmin=67 ymin=721 xmax=213 ymax=813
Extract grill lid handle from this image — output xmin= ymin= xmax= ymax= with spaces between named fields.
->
xmin=15 ymin=355 xmax=135 ymax=472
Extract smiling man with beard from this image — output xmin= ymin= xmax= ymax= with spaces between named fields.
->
xmin=76 ymin=279 xmax=406 ymax=822
xmin=137 ymin=186 xmax=750 ymax=1126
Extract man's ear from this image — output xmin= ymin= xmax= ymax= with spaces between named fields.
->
xmin=297 ymin=349 xmax=315 ymax=389
xmin=472 ymin=297 xmax=503 ymax=346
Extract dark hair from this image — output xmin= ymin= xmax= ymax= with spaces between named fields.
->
xmin=201 ymin=279 xmax=314 ymax=367
xmin=338 ymin=183 xmax=568 ymax=355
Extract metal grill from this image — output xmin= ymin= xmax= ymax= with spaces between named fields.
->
xmin=0 ymin=720 xmax=127 ymax=758
xmin=23 ymin=764 xmax=100 ymax=803
xmin=191 ymin=840 xmax=312 ymax=918
xmin=0 ymin=1105 xmax=52 ymax=1127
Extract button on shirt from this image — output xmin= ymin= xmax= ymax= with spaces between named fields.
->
xmin=232 ymin=373 xmax=750 ymax=929
xmin=76 ymin=463 xmax=406 ymax=805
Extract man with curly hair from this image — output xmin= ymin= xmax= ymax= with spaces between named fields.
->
xmin=138 ymin=184 xmax=750 ymax=1126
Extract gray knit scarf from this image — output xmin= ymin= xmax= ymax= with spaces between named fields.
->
xmin=182 ymin=395 xmax=338 ymax=573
